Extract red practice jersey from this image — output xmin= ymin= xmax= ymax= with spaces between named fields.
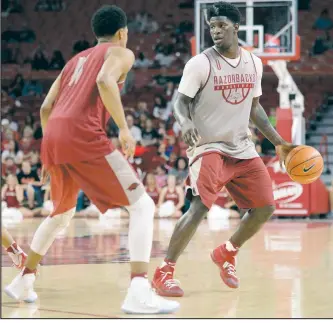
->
xmin=41 ymin=43 xmax=124 ymax=167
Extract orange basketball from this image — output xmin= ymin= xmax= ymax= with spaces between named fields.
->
xmin=285 ymin=145 xmax=324 ymax=184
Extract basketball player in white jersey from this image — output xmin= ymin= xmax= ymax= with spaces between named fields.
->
xmin=152 ymin=1 xmax=296 ymax=297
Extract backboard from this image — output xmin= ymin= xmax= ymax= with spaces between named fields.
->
xmin=193 ymin=0 xmax=300 ymax=63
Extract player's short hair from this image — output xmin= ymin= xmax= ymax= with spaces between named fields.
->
xmin=206 ymin=1 xmax=241 ymax=24
xmin=91 ymin=5 xmax=127 ymax=38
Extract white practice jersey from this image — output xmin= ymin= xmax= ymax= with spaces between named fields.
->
xmin=178 ymin=46 xmax=263 ymax=162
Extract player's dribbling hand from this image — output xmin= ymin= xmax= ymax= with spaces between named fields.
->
xmin=119 ymin=128 xmax=136 ymax=159
xmin=276 ymin=143 xmax=298 ymax=168
xmin=182 ymin=120 xmax=201 ymax=147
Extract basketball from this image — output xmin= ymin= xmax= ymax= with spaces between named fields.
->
xmin=285 ymin=145 xmax=324 ymax=184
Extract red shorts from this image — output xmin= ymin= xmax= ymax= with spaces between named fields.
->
xmin=187 ymin=152 xmax=274 ymax=209
xmin=48 ymin=150 xmax=145 ymax=216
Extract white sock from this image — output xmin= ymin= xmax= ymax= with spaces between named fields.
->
xmin=125 ymin=193 xmax=155 ymax=263
xmin=225 ymin=240 xmax=238 ymax=252
xmin=30 ymin=208 xmax=76 ymax=255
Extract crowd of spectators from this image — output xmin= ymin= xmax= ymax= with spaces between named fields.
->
xmin=311 ymin=8 xmax=333 ymax=56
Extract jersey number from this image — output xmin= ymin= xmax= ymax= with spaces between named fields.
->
xmin=69 ymin=56 xmax=88 ymax=86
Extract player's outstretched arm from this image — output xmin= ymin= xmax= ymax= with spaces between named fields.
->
xmin=250 ymin=97 xmax=287 ymax=147
xmin=40 ymin=72 xmax=62 ymax=132
xmin=174 ymin=93 xmax=200 ymax=147
xmin=250 ymin=97 xmax=296 ymax=165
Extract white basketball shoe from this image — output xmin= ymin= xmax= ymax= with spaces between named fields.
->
xmin=121 ymin=277 xmax=180 ymax=314
xmin=4 ymin=270 xmax=38 ymax=303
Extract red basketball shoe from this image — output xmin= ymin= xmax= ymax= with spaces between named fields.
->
xmin=152 ymin=265 xmax=184 ymax=297
xmin=211 ymin=242 xmax=239 ymax=289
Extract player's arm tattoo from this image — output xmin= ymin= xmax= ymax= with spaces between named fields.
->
xmin=250 ymin=97 xmax=287 ymax=146
xmin=173 ymin=93 xmax=193 ymax=126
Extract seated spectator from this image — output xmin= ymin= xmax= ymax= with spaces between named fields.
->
xmin=2 ymin=174 xmax=33 ymax=220
xmin=72 ymin=34 xmax=90 ymax=55
xmin=138 ymin=112 xmax=148 ymax=129
xmin=313 ymin=9 xmax=333 ymax=31
xmin=153 ymin=95 xmax=167 ymax=120
xmin=157 ymin=143 xmax=169 ymax=162
xmin=126 ymin=114 xmax=142 ymax=143
xmin=142 ymin=14 xmax=159 ymax=34
xmin=31 ymin=46 xmax=49 ymax=70
xmin=144 ymin=173 xmax=160 ymax=206
xmin=155 ymin=165 xmax=168 ymax=188
xmin=17 ymin=161 xmax=43 ymax=209
xmin=169 ymin=157 xmax=189 ymax=185
xmin=157 ymin=174 xmax=184 ymax=218
xmin=49 ymin=50 xmax=65 ymax=70
xmin=30 ymin=151 xmax=42 ymax=173
xmin=165 ymin=135 xmax=180 ymax=157
xmin=134 ymin=52 xmax=152 ymax=68
xmin=4 ymin=113 xmax=18 ymax=132
xmin=164 ymin=81 xmax=175 ymax=100
xmin=19 ymin=126 xmax=36 ymax=154
xmin=127 ymin=12 xmax=141 ymax=33
xmin=134 ymin=101 xmax=149 ymax=120
xmin=2 ymin=139 xmax=23 ymax=164
xmin=8 ymin=73 xmax=24 ymax=98
xmin=311 ymin=35 xmax=331 ymax=55
xmin=22 ymin=79 xmax=43 ymax=96
xmin=167 ymin=151 xmax=178 ymax=168
xmin=135 ymin=11 xmax=148 ymax=33
xmin=142 ymin=119 xmax=159 ymax=146
xmin=154 ymin=48 xmax=176 ymax=68
xmin=2 ymin=119 xmax=20 ymax=143
xmin=2 ymin=156 xmax=17 ymax=177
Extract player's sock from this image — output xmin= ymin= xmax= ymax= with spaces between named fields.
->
xmin=225 ymin=240 xmax=239 ymax=252
xmin=160 ymin=258 xmax=176 ymax=271
xmin=131 ymin=272 xmax=148 ymax=280
xmin=22 ymin=267 xmax=37 ymax=276
xmin=125 ymin=193 xmax=155 ymax=263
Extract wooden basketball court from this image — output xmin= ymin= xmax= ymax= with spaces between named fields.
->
xmin=2 ymin=217 xmax=333 ymax=318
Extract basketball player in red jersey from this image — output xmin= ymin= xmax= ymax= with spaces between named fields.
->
xmin=153 ymin=1 xmax=297 ymax=297
xmin=5 ymin=5 xmax=179 ymax=314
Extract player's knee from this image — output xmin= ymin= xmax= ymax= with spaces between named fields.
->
xmin=188 ymin=197 xmax=209 ymax=222
xmin=254 ymin=204 xmax=275 ymax=222
xmin=126 ymin=193 xmax=155 ymax=220
xmin=52 ymin=207 xmax=76 ymax=229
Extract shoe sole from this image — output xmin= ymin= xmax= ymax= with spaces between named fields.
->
xmin=121 ymin=303 xmax=180 ymax=314
xmin=210 ymin=252 xmax=239 ymax=289
xmin=151 ymin=281 xmax=184 ymax=297
xmin=4 ymin=286 xmax=38 ymax=303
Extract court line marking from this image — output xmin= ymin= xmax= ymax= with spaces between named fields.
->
xmin=2 ymin=304 xmax=118 ymax=318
